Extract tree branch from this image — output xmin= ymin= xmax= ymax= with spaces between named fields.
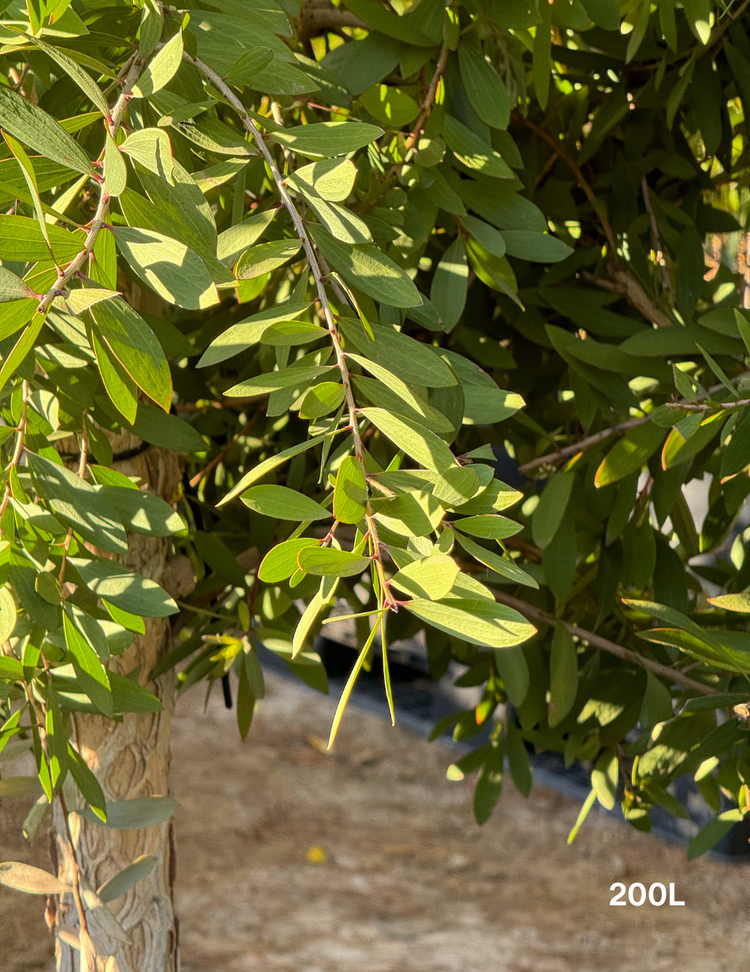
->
xmin=519 ymin=115 xmax=674 ymax=329
xmin=494 ymin=592 xmax=718 ymax=696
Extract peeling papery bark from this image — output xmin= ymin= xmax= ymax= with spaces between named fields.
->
xmin=51 ymin=443 xmax=189 ymax=972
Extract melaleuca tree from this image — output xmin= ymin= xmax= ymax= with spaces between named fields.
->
xmin=3 ymin=0 xmax=750 ymax=967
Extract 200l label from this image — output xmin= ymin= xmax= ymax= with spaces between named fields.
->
xmin=610 ymin=883 xmax=685 ymax=906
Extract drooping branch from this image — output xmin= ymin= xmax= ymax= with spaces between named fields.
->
xmin=183 ymin=51 xmax=396 ymax=608
xmin=494 ymin=592 xmax=718 ymax=696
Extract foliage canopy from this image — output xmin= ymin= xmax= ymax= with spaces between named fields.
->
xmin=2 ymin=0 xmax=750 ymax=949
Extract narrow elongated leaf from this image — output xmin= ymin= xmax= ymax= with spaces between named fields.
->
xmin=240 ymin=484 xmax=330 ymax=520
xmin=286 ymin=158 xmax=356 ymax=201
xmin=297 ymin=547 xmax=370 ymax=577
xmin=361 ymin=407 xmax=463 ymax=476
xmin=444 ymin=115 xmax=513 ymax=179
xmin=28 ymin=454 xmax=128 ymax=555
xmin=458 ymin=46 xmax=510 ymax=130
xmin=224 ymin=364 xmax=335 ymax=398
xmin=259 ymin=538 xmax=320 ymax=582
xmin=235 ymin=240 xmax=301 ymax=279
xmin=80 ymin=796 xmax=179 ymax=829
xmin=454 ymin=532 xmax=538 ymax=588
xmin=310 ymin=225 xmax=420 ymax=308
xmin=333 ymin=456 xmax=367 ymax=524
xmin=595 ymin=423 xmax=666 ymax=487
xmin=133 ymin=32 xmax=184 ymax=98
xmin=0 ymin=88 xmax=93 ymax=175
xmin=270 ymin=121 xmax=383 ymax=156
xmin=0 ymin=215 xmax=84 ymax=262
xmin=0 ymin=862 xmax=69 ymax=895
xmin=69 ymin=558 xmax=178 ymax=617
xmin=391 ymin=555 xmax=459 ymax=600
xmin=198 ymin=301 xmax=311 ymax=367
xmin=28 ymin=36 xmax=110 ymax=115
xmin=91 ymin=298 xmax=172 ymax=412
xmin=452 ymin=514 xmax=522 ymax=540
xmin=340 ymin=319 xmax=455 ymax=387
xmin=104 ymin=132 xmax=127 ymax=197
xmin=431 ymin=239 xmax=468 ymax=331
xmin=405 ymin=597 xmax=536 ymax=648
xmin=112 ymin=226 xmax=219 ymax=310
xmin=531 ymin=472 xmax=575 ymax=548
xmin=97 ymin=857 xmax=157 ymax=904
xmin=63 ymin=610 xmax=114 ymax=718
xmin=0 ymin=268 xmax=34 ymax=303
xmin=549 ymin=623 xmax=577 ymax=727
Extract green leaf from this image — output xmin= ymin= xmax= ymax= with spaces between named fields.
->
xmin=80 ymin=796 xmax=179 ymax=829
xmin=2 ymin=132 xmax=52 ymax=259
xmin=592 ymin=748 xmax=618 ymax=809
xmin=454 ymin=532 xmax=538 ymax=589
xmin=452 ymin=514 xmax=522 ymax=540
xmin=347 ymin=352 xmax=453 ymax=431
xmin=708 ymin=594 xmax=750 ymax=614
xmin=0 ymin=267 xmax=34 ymax=303
xmin=461 ymin=215 xmax=506 ymax=258
xmin=67 ymin=744 xmax=107 ymax=821
xmin=531 ymin=472 xmax=575 ymax=548
xmin=0 ymin=88 xmax=93 ymax=175
xmin=567 ymin=788 xmax=597 ymax=844
xmin=404 ymin=597 xmax=536 ymax=648
xmin=133 ymin=31 xmax=183 ymax=97
xmin=443 ymin=115 xmax=513 ymax=180
xmin=595 ymin=422 xmax=666 ymax=487
xmin=224 ymin=364 xmax=336 ymax=398
xmin=63 ymin=609 xmax=113 ymax=718
xmin=360 ymin=85 xmax=419 ymax=127
xmin=297 ymin=546 xmax=370 ymax=577
xmin=430 ymin=239 xmax=468 ymax=331
xmin=69 ymin=557 xmax=178 ymax=617
xmin=259 ymin=538 xmax=320 ymax=582
xmin=474 ymin=742 xmax=504 ymax=824
xmin=260 ymin=320 xmax=327 ymax=346
xmin=333 ymin=456 xmax=367 ymax=524
xmin=91 ymin=297 xmax=173 ymax=412
xmin=103 ymin=131 xmax=127 ymax=197
xmin=299 ymin=381 xmax=346 ymax=419
xmin=640 ymin=671 xmax=673 ymax=729
xmin=391 ymin=555 xmax=460 ymax=600
xmin=339 ymin=319 xmax=455 ymax=387
xmin=240 ymin=484 xmax=330 ymax=521
xmin=112 ymin=226 xmax=219 ymax=310
xmin=98 ymin=486 xmax=184 ymax=538
xmin=27 ymin=35 xmax=110 ymax=115
xmin=687 ymin=816 xmax=736 ymax=860
xmin=549 ymin=623 xmax=577 ymax=727
xmin=579 ymin=0 xmax=619 ymax=29
xmin=0 ymin=215 xmax=84 ymax=263
xmin=97 ymin=856 xmax=157 ymax=904
xmin=0 ymin=587 xmax=17 ymax=645
xmin=269 ymin=121 xmax=383 ymax=157
xmin=458 ymin=46 xmax=510 ymax=130
xmin=361 ymin=407 xmax=461 ymax=475
xmin=123 ymin=404 xmax=204 ymax=452
xmin=310 ymin=225 xmax=421 ymax=308
xmin=198 ymin=300 xmax=311 ymax=367
xmin=235 ymin=240 xmax=302 ymax=279
xmin=120 ymin=128 xmax=174 ymax=181
xmin=505 ymin=717 xmax=532 ymax=796
xmin=28 ymin=454 xmax=128 ymax=555
xmin=286 ymin=158 xmax=357 ymax=202
xmin=501 ymin=231 xmax=573 ymax=262
xmin=219 ymin=430 xmax=342 ymax=505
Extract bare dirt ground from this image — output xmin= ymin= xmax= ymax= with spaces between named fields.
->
xmin=2 ymin=670 xmax=750 ymax=971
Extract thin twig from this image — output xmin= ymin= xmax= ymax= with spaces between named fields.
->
xmin=519 ymin=380 xmax=738 ymax=475
xmin=494 ymin=592 xmax=718 ymax=695
xmin=641 ymin=176 xmax=671 ymax=293
xmin=519 ymin=116 xmax=674 ymax=329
